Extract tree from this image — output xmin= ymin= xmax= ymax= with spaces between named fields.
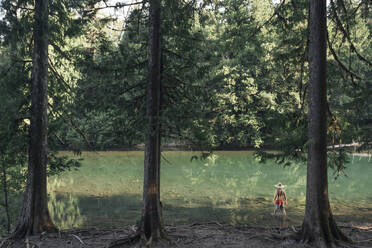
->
xmin=139 ymin=0 xmax=165 ymax=242
xmin=11 ymin=0 xmax=57 ymax=238
xmin=108 ymin=1 xmax=165 ymax=247
xmin=299 ymin=0 xmax=348 ymax=246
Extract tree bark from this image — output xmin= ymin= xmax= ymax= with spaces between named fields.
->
xmin=1 ymin=155 xmax=11 ymax=233
xmin=300 ymin=0 xmax=348 ymax=247
xmin=139 ymin=0 xmax=165 ymax=242
xmin=11 ymin=0 xmax=57 ymax=238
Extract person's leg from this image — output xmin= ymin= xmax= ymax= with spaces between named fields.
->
xmin=281 ymin=205 xmax=286 ymax=216
xmin=274 ymin=204 xmax=279 ymax=215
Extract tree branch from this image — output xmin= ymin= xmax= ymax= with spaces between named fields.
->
xmin=85 ymin=1 xmax=143 ymax=13
xmin=118 ymin=82 xmax=145 ymax=95
xmin=53 ymin=134 xmax=67 ymax=146
xmin=330 ymin=0 xmax=372 ymax=67
xmin=49 ymin=42 xmax=71 ymax=62
xmin=249 ymin=0 xmax=287 ymax=39
xmin=327 ymin=31 xmax=361 ymax=83
xmin=48 ymin=58 xmax=74 ymax=96
xmin=48 ymin=104 xmax=93 ymax=149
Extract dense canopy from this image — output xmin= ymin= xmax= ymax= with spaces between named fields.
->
xmin=0 ymin=0 xmax=371 ymax=246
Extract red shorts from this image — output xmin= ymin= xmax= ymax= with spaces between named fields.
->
xmin=275 ymin=200 xmax=284 ymax=205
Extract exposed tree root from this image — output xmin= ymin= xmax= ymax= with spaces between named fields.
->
xmin=291 ymin=225 xmax=299 ymax=233
xmin=25 ymin=238 xmax=41 ymax=248
xmin=356 ymin=238 xmax=372 ymax=243
xmin=2 ymin=223 xmax=370 ymax=248
xmin=107 ymin=232 xmax=141 ymax=248
xmin=298 ymin=214 xmax=352 ymax=248
xmin=297 ymin=234 xmax=352 ymax=248
xmin=0 ymin=238 xmax=12 ymax=248
xmin=10 ymin=223 xmax=58 ymax=240
xmin=107 ymin=229 xmax=170 ymax=248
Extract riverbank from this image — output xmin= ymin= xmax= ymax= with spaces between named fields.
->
xmin=2 ymin=222 xmax=372 ymax=248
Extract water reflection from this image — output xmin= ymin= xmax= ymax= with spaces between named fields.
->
xmin=48 ymin=178 xmax=85 ymax=229
xmin=47 ymin=152 xmax=372 ymax=230
xmin=47 ymin=191 xmax=306 ymax=229
xmin=47 ymin=191 xmax=372 ymax=230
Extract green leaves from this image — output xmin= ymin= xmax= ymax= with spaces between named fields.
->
xmin=48 ymin=152 xmax=82 ymax=176
xmin=328 ymin=148 xmax=350 ymax=180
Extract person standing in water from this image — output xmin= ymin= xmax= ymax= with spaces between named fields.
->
xmin=273 ymin=182 xmax=287 ymax=216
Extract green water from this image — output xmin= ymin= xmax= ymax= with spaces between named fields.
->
xmin=48 ymin=151 xmax=372 ymax=230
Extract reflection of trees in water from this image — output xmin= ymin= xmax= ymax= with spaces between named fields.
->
xmin=48 ymin=178 xmax=85 ymax=229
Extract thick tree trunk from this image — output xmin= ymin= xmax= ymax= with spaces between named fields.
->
xmin=139 ymin=0 xmax=165 ymax=242
xmin=11 ymin=0 xmax=57 ymax=238
xmin=300 ymin=1 xmax=348 ymax=247
xmin=1 ymin=156 xmax=11 ymax=233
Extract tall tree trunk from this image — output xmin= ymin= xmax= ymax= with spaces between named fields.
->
xmin=139 ymin=0 xmax=165 ymax=242
xmin=11 ymin=0 xmax=57 ymax=238
xmin=300 ymin=0 xmax=348 ymax=247
xmin=1 ymin=155 xmax=11 ymax=233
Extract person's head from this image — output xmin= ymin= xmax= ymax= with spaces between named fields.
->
xmin=275 ymin=182 xmax=285 ymax=191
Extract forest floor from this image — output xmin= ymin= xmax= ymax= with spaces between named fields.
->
xmin=1 ymin=222 xmax=372 ymax=248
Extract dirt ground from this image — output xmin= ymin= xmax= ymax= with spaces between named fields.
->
xmin=1 ymin=222 xmax=372 ymax=248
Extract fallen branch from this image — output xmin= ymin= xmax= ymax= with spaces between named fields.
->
xmin=85 ymin=1 xmax=143 ymax=14
xmin=70 ymin=234 xmax=85 ymax=245
xmin=327 ymin=142 xmax=365 ymax=149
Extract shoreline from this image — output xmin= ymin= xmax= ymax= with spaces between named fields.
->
xmin=58 ymin=149 xmax=371 ymax=156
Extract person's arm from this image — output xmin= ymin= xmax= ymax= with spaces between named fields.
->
xmin=273 ymin=191 xmax=277 ymax=204
xmin=284 ymin=192 xmax=288 ymax=205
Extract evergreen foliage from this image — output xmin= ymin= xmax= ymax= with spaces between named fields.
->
xmin=0 ymin=0 xmax=370 ymax=238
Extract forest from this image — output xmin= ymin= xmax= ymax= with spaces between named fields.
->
xmin=0 ymin=0 xmax=371 ymax=247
